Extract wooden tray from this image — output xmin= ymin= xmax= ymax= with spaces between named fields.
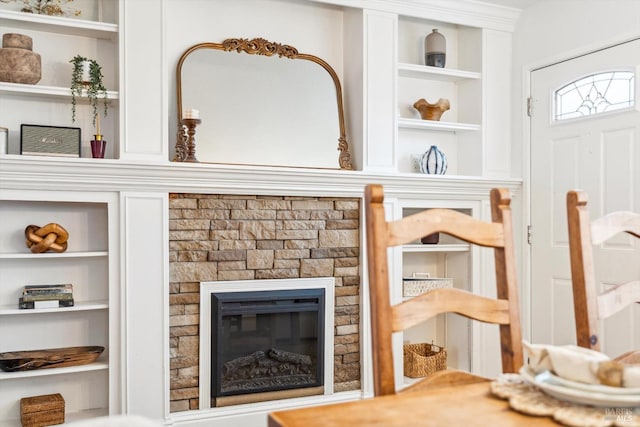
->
xmin=0 ymin=346 xmax=104 ymax=372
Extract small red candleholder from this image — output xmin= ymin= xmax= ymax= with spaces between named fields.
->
xmin=91 ymin=134 xmax=106 ymax=158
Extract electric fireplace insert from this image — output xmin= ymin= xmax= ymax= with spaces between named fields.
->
xmin=210 ymin=288 xmax=325 ymax=406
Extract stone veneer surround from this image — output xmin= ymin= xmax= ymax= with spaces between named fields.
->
xmin=168 ymin=193 xmax=361 ymax=412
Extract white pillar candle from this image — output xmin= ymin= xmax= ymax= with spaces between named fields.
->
xmin=184 ymin=108 xmax=200 ymax=119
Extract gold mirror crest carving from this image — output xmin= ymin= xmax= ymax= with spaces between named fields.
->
xmin=222 ymin=38 xmax=299 ymax=58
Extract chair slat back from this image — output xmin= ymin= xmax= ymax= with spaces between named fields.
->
xmin=567 ymin=190 xmax=640 ymax=351
xmin=387 ymin=208 xmax=505 ymax=247
xmin=365 ymin=184 xmax=523 ymax=396
xmin=391 ymin=288 xmax=511 ymax=331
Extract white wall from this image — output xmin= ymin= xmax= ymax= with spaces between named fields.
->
xmin=511 ymin=0 xmax=640 ymax=178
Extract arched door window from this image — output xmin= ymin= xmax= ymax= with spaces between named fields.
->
xmin=554 ymin=71 xmax=634 ymax=121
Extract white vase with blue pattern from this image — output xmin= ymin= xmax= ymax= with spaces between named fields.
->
xmin=419 ymin=145 xmax=447 ymax=174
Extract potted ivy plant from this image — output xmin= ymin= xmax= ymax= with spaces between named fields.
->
xmin=70 ymin=55 xmax=109 ymax=126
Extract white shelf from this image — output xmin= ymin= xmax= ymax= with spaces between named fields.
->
xmin=3 ymin=407 xmax=108 ymax=427
xmin=402 ymin=243 xmax=470 ymax=253
xmin=397 ymin=117 xmax=481 ymax=133
xmin=0 ymin=300 xmax=108 ymax=315
xmin=0 ymin=9 xmax=117 ymax=39
xmin=0 ymin=82 xmax=119 ymax=101
xmin=0 ymin=251 xmax=108 ymax=259
xmin=398 ymin=63 xmax=481 ymax=81
xmin=66 ymin=408 xmax=110 ymax=423
xmin=0 ymin=360 xmax=108 ymax=380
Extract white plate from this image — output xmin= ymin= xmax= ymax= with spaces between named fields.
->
xmin=544 ymin=370 xmax=640 ymax=396
xmin=520 ymin=367 xmax=640 ymax=407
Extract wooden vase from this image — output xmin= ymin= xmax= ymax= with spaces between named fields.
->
xmin=413 ymin=98 xmax=450 ymax=121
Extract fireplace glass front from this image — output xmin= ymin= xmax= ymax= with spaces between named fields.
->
xmin=211 ymin=288 xmax=325 ymax=406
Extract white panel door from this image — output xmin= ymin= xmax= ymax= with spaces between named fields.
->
xmin=530 ymin=38 xmax=640 ymax=357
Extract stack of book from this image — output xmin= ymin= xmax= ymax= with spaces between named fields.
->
xmin=18 ymin=284 xmax=74 ymax=309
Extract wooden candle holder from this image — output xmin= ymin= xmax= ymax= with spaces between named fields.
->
xmin=180 ymin=118 xmax=201 ymax=162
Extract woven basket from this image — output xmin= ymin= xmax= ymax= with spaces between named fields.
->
xmin=403 ymin=343 xmax=447 ymax=378
xmin=403 ymin=273 xmax=453 ymax=297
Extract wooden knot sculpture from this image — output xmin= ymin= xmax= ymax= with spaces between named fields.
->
xmin=413 ymin=98 xmax=450 ymax=121
xmin=25 ymin=223 xmax=69 ymax=253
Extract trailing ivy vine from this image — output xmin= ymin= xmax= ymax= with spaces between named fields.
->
xmin=70 ymin=55 xmax=109 ymax=126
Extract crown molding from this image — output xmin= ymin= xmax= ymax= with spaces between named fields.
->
xmin=309 ymin=0 xmax=521 ymax=32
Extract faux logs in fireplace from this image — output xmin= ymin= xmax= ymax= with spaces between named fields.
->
xmin=211 ymin=289 xmax=325 ymax=407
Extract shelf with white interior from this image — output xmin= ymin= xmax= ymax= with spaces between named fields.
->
xmin=0 ymin=360 xmax=109 ymax=380
xmin=397 ymin=117 xmax=480 ymax=133
xmin=3 ymin=408 xmax=108 ymax=427
xmin=399 ymin=202 xmax=472 ymax=373
xmin=0 ymin=82 xmax=119 ymax=101
xmin=0 ymin=250 xmax=108 ymax=259
xmin=402 ymin=243 xmax=470 ymax=253
xmin=398 ymin=63 xmax=481 ymax=82
xmin=396 ymin=16 xmax=483 ymax=176
xmin=0 ymin=3 xmax=120 ymax=159
xmin=0 ymin=300 xmax=108 ymax=316
xmin=0 ymin=9 xmax=117 ymax=39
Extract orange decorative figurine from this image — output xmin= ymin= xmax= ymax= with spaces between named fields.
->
xmin=24 ymin=223 xmax=69 ymax=253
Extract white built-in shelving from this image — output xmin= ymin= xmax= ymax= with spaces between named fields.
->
xmin=0 ymin=250 xmax=108 ymax=259
xmin=397 ymin=62 xmax=481 ymax=81
xmin=0 ymin=3 xmax=119 ymax=158
xmin=0 ymin=0 xmax=522 ymax=424
xmin=0 ymin=300 xmax=108 ymax=315
xmin=0 ymin=361 xmax=109 ymax=380
xmin=0 ymin=9 xmax=117 ymax=38
xmin=397 ymin=117 xmax=480 ymax=133
xmin=0 ymin=190 xmax=118 ymax=425
xmin=402 ymin=243 xmax=470 ymax=253
xmin=0 ymin=81 xmax=119 ymax=101
xmin=395 ymin=201 xmax=477 ymax=386
xmin=396 ymin=17 xmax=484 ymax=175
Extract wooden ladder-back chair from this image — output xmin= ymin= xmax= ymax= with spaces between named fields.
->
xmin=364 ymin=184 xmax=523 ymax=396
xmin=566 ymin=190 xmax=640 ymax=353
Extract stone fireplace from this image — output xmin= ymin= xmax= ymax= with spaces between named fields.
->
xmin=168 ymin=193 xmax=361 ymax=413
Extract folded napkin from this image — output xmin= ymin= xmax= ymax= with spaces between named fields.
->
xmin=523 ymin=340 xmax=640 ymax=388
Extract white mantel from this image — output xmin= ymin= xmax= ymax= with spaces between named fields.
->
xmin=0 ymin=156 xmax=521 ymax=198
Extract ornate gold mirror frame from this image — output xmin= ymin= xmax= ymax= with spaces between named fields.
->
xmin=174 ymin=38 xmax=353 ymax=170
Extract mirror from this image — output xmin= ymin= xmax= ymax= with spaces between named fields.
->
xmin=174 ymin=38 xmax=353 ymax=170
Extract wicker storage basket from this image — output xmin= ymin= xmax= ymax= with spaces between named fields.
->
xmin=403 ymin=273 xmax=453 ymax=297
xmin=403 ymin=343 xmax=447 ymax=378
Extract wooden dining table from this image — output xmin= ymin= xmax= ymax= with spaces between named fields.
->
xmin=268 ymin=381 xmax=560 ymax=426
